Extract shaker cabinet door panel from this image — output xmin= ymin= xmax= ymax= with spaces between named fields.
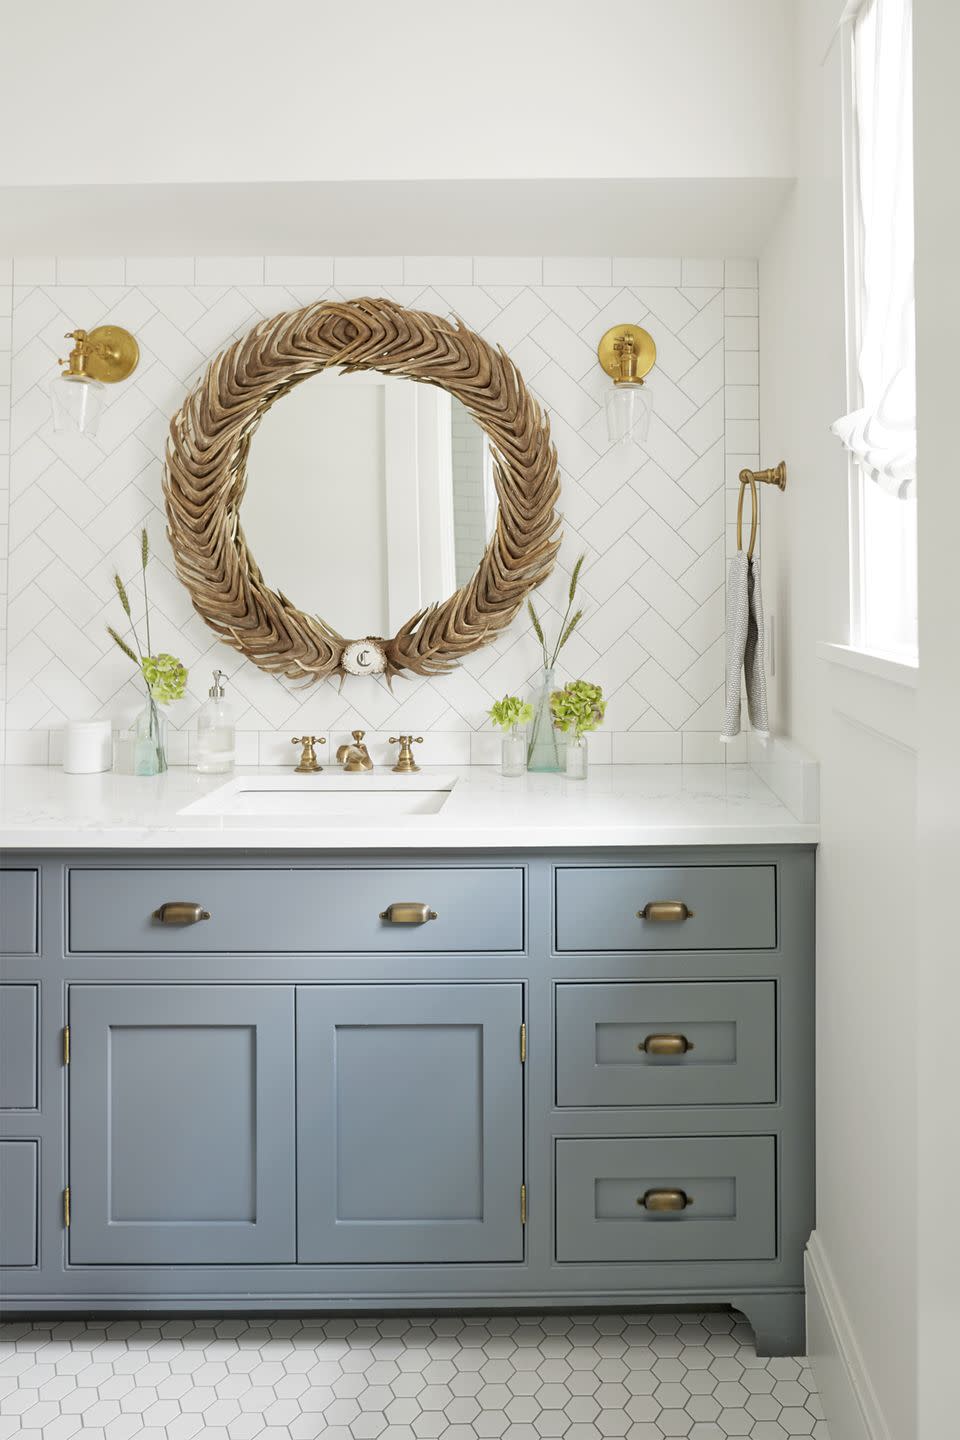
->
xmin=297 ymin=984 xmax=524 ymax=1264
xmin=0 ymin=1140 xmax=38 ymax=1267
xmin=68 ymin=985 xmax=296 ymax=1265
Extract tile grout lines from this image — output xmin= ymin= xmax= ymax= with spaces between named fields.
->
xmin=0 ymin=258 xmax=758 ymax=767
xmin=0 ymin=1310 xmax=829 ymax=1440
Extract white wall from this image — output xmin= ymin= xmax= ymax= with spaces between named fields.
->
xmin=1 ymin=1 xmax=793 ymax=187
xmin=913 ymin=3 xmax=960 ymax=1436
xmin=760 ymin=2 xmax=918 ymax=1437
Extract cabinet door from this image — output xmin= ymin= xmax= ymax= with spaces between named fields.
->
xmin=298 ymin=984 xmax=524 ymax=1264
xmin=68 ymin=985 xmax=295 ymax=1265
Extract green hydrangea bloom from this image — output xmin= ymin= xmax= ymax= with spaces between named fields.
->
xmin=488 ymin=695 xmax=534 ymax=732
xmin=549 ymin=680 xmax=606 ymax=738
xmin=141 ymin=653 xmax=188 ymax=704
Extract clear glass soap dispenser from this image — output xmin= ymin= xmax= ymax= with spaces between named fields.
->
xmin=196 ymin=669 xmax=236 ymax=774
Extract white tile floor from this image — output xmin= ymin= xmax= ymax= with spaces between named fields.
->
xmin=0 ymin=1312 xmax=828 ymax=1440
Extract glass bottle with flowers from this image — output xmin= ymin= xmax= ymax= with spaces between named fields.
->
xmin=488 ymin=695 xmax=534 ymax=777
xmin=549 ymin=680 xmax=606 ymax=780
xmin=526 ymin=554 xmax=585 ymax=773
xmin=107 ymin=529 xmax=189 ymax=776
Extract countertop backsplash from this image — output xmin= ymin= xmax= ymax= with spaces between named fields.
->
xmin=0 ymin=255 xmax=760 ymax=767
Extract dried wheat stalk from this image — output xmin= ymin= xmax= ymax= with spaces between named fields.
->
xmin=163 ymin=297 xmax=562 ymax=683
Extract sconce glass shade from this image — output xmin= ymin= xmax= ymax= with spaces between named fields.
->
xmin=51 ymin=374 xmax=105 ymax=438
xmin=604 ymin=381 xmax=652 ymax=448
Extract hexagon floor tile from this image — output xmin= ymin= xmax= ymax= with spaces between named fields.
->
xmin=0 ymin=1311 xmax=829 ymax=1439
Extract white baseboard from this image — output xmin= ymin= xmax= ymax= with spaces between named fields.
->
xmin=805 ymin=1231 xmax=893 ymax=1440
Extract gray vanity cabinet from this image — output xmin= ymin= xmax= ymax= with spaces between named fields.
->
xmin=66 ymin=985 xmax=296 ymax=1265
xmin=0 ymin=847 xmax=815 ymax=1356
xmin=297 ymin=984 xmax=524 ymax=1264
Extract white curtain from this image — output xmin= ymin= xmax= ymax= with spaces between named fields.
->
xmin=832 ymin=0 xmax=917 ymax=498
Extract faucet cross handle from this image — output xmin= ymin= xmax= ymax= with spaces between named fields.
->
xmin=389 ymin=735 xmax=424 ymax=773
xmin=291 ymin=735 xmax=326 ymax=773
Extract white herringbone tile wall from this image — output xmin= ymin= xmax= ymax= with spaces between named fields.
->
xmin=0 ymin=256 xmax=760 ymax=767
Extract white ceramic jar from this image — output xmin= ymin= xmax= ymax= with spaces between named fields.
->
xmin=62 ymin=720 xmax=112 ymax=774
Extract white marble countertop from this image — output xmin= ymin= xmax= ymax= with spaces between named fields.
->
xmin=0 ymin=764 xmax=819 ymax=849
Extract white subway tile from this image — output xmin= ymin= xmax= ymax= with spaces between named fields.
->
xmin=403 ymin=256 xmax=473 ymax=286
xmin=57 ymin=257 xmax=125 ymax=286
xmin=612 ymin=731 xmax=682 ymax=763
xmin=682 ymin=732 xmax=726 ymax=764
xmin=13 ymin=258 xmax=56 ymax=286
xmin=724 ymin=258 xmax=759 ymax=287
xmin=724 ymin=316 xmax=759 ymax=351
xmin=334 ymin=256 xmax=404 ymax=285
xmin=724 ymin=350 xmax=759 ymax=385
xmin=725 ymin=419 xmax=760 ymax=453
xmin=542 ymin=257 xmax=612 ymax=287
xmin=612 ymin=258 xmax=682 ymax=286
xmin=4 ymin=729 xmax=49 ymax=764
xmin=194 ymin=256 xmax=264 ymax=286
xmin=724 ymin=288 xmax=759 ymax=316
xmin=469 ymin=731 xmax=501 ymax=765
xmin=724 ymin=385 xmax=760 ymax=419
xmin=125 ymin=257 xmax=195 ymax=286
xmin=475 ymin=257 xmax=543 ymax=286
xmin=681 ymin=259 xmax=723 ymax=288
xmin=264 ymin=256 xmax=335 ymax=285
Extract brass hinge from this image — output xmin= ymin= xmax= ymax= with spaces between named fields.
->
xmin=519 ymin=1023 xmax=527 ymax=1063
xmin=63 ymin=1187 xmax=71 ymax=1228
xmin=520 ymin=1183 xmax=527 ymax=1226
xmin=62 ymin=1025 xmax=70 ymax=1065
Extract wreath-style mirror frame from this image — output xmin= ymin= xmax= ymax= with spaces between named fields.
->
xmin=163 ymin=297 xmax=561 ymax=684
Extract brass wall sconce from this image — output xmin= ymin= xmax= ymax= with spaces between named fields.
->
xmin=52 ymin=325 xmax=140 ymax=438
xmin=596 ymin=323 xmax=657 ymax=447
xmin=737 ymin=462 xmax=787 ymax=559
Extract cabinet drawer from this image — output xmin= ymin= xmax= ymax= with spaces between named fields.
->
xmin=68 ymin=866 xmax=524 ymax=953
xmin=555 ymin=865 xmax=776 ymax=951
xmin=0 ymin=870 xmax=39 ymax=955
xmin=0 ymin=1140 xmax=38 ymax=1267
xmin=0 ymin=985 xmax=39 ymax=1109
xmin=556 ymin=981 xmax=776 ymax=1107
xmin=555 ymin=1135 xmax=776 ymax=1263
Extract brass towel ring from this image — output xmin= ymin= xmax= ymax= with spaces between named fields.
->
xmin=737 ymin=462 xmax=787 ymax=559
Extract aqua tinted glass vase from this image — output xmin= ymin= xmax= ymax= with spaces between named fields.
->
xmin=526 ymin=668 xmax=562 ymax=773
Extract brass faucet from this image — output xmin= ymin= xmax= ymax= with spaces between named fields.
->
xmin=336 ymin=729 xmax=374 ymax=773
xmin=291 ymin=735 xmax=326 ymax=773
xmin=389 ymin=735 xmax=423 ymax=773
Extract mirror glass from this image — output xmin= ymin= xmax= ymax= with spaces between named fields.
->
xmin=241 ymin=369 xmax=496 ymax=638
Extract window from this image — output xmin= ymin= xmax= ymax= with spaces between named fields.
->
xmin=836 ymin=0 xmax=918 ymax=662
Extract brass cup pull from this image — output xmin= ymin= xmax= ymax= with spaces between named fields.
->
xmin=640 ymin=1033 xmax=694 ymax=1056
xmin=638 ymin=1188 xmax=692 ymax=1213
xmin=152 ymin=902 xmax=211 ymax=925
xmin=379 ymin=902 xmax=438 ymax=925
xmin=638 ymin=901 xmax=694 ymax=923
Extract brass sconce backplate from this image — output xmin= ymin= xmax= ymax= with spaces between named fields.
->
xmin=69 ymin=325 xmax=140 ymax=384
xmin=597 ymin=324 xmax=657 ymax=383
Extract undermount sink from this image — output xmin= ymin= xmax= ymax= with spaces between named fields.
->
xmin=180 ymin=773 xmax=456 ymax=819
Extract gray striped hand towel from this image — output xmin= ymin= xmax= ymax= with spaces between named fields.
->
xmin=721 ymin=549 xmax=769 ymax=742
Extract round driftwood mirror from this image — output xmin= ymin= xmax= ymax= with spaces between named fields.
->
xmin=163 ymin=297 xmax=561 ymax=684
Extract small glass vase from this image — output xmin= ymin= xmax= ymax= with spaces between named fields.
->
xmin=134 ymin=698 xmax=168 ymax=776
xmin=564 ymin=733 xmax=588 ymax=781
xmin=500 ymin=725 xmax=527 ymax=778
xmin=526 ymin=667 xmax=562 ymax=773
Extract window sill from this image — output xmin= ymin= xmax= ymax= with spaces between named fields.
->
xmin=816 ymin=642 xmax=918 ymax=689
